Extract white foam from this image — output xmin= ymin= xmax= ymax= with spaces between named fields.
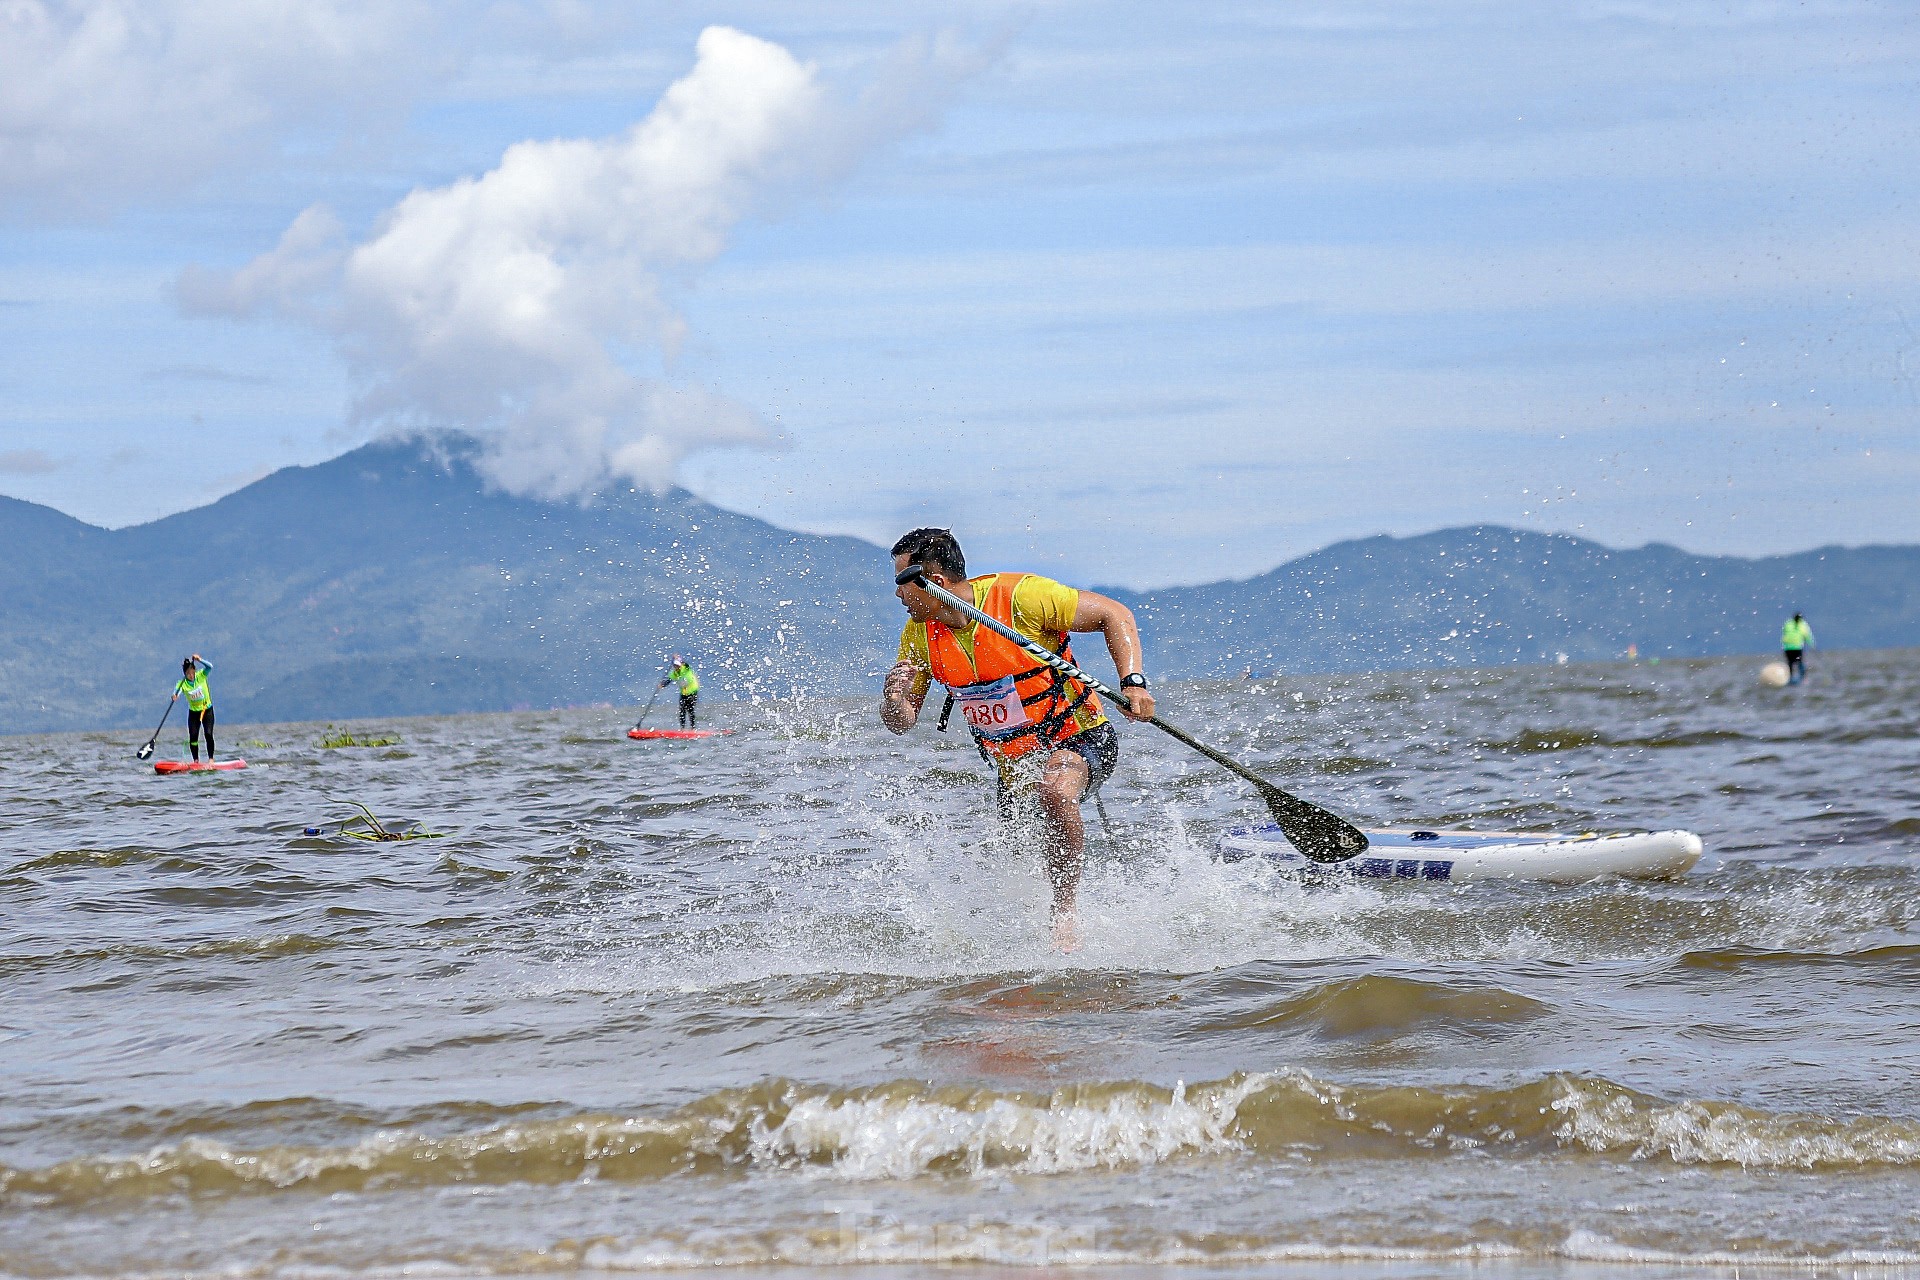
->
xmin=749 ymin=1073 xmax=1271 ymax=1180
xmin=1552 ymin=1078 xmax=1920 ymax=1170
xmin=1558 ymin=1227 xmax=1920 ymax=1269
xmin=520 ymin=717 xmax=1912 ymax=999
xmin=566 ymin=1223 xmax=1920 ymax=1272
xmin=574 ymin=1226 xmax=1538 ymax=1272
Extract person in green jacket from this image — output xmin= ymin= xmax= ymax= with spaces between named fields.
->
xmin=659 ymin=655 xmax=700 ymax=729
xmin=172 ymin=654 xmax=218 ymax=761
xmin=1781 ymin=613 xmax=1814 ymax=684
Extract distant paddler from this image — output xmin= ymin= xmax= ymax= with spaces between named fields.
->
xmin=172 ymin=654 xmax=219 ymax=763
xmin=660 ymin=655 xmax=700 ymax=729
xmin=1781 ymin=613 xmax=1814 ymax=684
xmin=881 ymin=528 xmax=1156 ymax=951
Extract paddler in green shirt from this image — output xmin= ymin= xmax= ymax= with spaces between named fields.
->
xmin=1781 ymin=613 xmax=1814 ymax=685
xmin=659 ymin=656 xmax=700 ymax=729
xmin=171 ymin=654 xmax=218 ymax=762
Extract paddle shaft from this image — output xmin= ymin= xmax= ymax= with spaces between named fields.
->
xmin=894 ymin=567 xmax=1368 ymax=860
xmin=634 ymin=685 xmax=663 ymax=730
xmin=136 ymin=696 xmax=176 ymax=758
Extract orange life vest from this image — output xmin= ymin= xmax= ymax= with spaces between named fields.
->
xmin=925 ymin=573 xmax=1103 ymax=761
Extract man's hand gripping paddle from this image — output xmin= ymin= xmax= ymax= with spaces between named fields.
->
xmin=895 ymin=567 xmax=1369 ymax=862
xmin=135 ymin=697 xmax=176 ymax=761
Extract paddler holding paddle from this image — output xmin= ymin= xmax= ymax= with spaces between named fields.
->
xmin=881 ymin=528 xmax=1156 ymax=950
xmin=659 ymin=656 xmax=700 ymax=729
xmin=171 ymin=654 xmax=218 ymax=763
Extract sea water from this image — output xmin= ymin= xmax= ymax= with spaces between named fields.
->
xmin=3 ymin=650 xmax=1917 ymax=1278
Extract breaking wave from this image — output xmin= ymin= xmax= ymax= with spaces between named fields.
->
xmin=9 ymin=1071 xmax=1919 ymax=1207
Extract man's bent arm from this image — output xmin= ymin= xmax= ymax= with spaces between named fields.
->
xmin=1070 ymin=591 xmax=1157 ymax=721
xmin=881 ymin=661 xmax=928 ymax=734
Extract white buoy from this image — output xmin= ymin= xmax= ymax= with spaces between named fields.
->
xmin=1759 ymin=661 xmax=1790 ymax=687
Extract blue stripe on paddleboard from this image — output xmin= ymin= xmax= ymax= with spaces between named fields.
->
xmin=1338 ymin=857 xmax=1457 ymax=880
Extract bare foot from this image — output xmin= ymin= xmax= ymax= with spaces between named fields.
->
xmin=1051 ymin=910 xmax=1081 ymax=954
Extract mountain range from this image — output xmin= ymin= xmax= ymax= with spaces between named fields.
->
xmin=3 ymin=439 xmax=895 ymax=732
xmin=7 ymin=437 xmax=1917 ymax=733
xmin=1110 ymin=525 xmax=1917 ymax=680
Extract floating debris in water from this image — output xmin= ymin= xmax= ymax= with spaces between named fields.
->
xmin=306 ymin=799 xmax=442 ymax=842
xmin=319 ymin=727 xmax=402 ymax=749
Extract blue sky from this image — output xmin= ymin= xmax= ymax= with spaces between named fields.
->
xmin=2 ymin=1 xmax=1916 ymax=587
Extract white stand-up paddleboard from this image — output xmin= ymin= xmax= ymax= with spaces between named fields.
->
xmin=1215 ymin=827 xmax=1703 ymax=883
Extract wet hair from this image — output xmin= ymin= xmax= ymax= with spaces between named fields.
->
xmin=1793 ymin=612 xmax=1803 ymax=621
xmin=891 ymin=527 xmax=965 ymax=580
xmin=182 ymin=657 xmax=196 ymax=673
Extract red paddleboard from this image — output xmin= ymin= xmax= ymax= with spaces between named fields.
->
xmin=154 ymin=759 xmax=248 ymax=774
xmin=627 ymin=728 xmax=731 ymax=740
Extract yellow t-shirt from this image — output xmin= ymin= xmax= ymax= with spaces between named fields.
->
xmin=896 ymin=573 xmax=1105 ymax=736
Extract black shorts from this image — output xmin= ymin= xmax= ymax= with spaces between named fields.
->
xmin=992 ymin=720 xmax=1120 ymax=813
xmin=1060 ymin=720 xmax=1120 ymax=793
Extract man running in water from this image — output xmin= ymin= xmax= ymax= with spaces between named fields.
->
xmin=172 ymin=654 xmax=217 ymax=762
xmin=660 ymin=656 xmax=700 ymax=728
xmin=880 ymin=528 xmax=1156 ymax=950
xmin=1781 ymin=613 xmax=1814 ymax=684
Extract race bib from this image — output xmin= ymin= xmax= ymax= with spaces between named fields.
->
xmin=953 ymin=675 xmax=1030 ymax=740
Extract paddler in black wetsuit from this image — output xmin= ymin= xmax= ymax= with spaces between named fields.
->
xmin=171 ymin=654 xmax=217 ymax=762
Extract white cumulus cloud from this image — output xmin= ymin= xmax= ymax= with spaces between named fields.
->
xmin=183 ymin=25 xmax=983 ymax=499
xmin=0 ymin=0 xmax=441 ymax=216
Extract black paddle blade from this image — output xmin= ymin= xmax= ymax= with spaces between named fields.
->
xmin=1258 ymin=782 xmax=1370 ymax=862
xmin=135 ymin=742 xmax=154 ymax=760
xmin=1147 ymin=716 xmax=1369 ymax=863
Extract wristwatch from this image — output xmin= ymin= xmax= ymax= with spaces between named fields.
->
xmin=1119 ymin=673 xmax=1149 ymax=690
